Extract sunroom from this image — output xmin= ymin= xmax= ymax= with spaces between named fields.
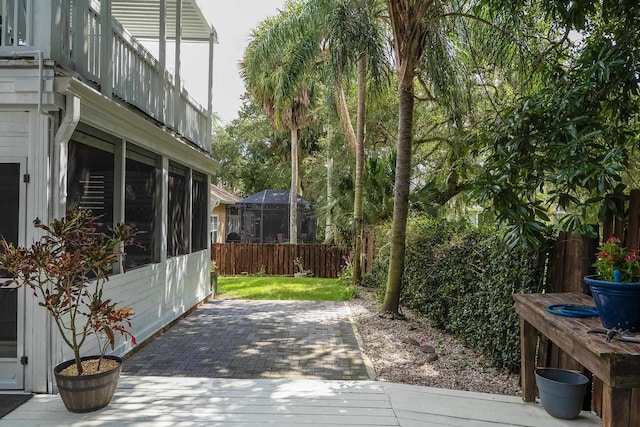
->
xmin=0 ymin=0 xmax=218 ymax=393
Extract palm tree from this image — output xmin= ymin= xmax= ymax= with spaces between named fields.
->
xmin=382 ymin=0 xmax=483 ymax=316
xmin=327 ymin=0 xmax=390 ymax=285
xmin=241 ymin=5 xmax=319 ymax=244
xmin=380 ymin=0 xmax=436 ymax=317
xmin=246 ymin=0 xmax=390 ymax=281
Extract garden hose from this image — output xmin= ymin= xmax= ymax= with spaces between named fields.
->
xmin=546 ymin=304 xmax=599 ymax=318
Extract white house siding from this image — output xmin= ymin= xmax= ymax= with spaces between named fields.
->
xmin=0 ymin=72 xmax=214 ymax=393
xmin=43 ymin=79 xmax=214 ymax=394
xmin=52 ymin=251 xmax=211 ymax=373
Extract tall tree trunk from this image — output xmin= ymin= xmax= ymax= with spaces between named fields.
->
xmin=335 ymin=82 xmax=357 ymax=153
xmin=290 ymin=127 xmax=299 ymax=244
xmin=352 ymin=56 xmax=367 ymax=286
xmin=382 ymin=81 xmax=415 ymax=316
xmin=325 ymin=153 xmax=334 ymax=243
xmin=382 ymin=0 xmax=429 ymax=317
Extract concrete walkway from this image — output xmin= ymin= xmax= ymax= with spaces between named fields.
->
xmin=0 ymin=299 xmax=603 ymax=425
xmin=122 ymin=300 xmax=372 ymax=380
xmin=1 ymin=376 xmax=602 ymax=426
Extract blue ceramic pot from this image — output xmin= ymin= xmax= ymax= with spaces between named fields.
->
xmin=583 ymin=275 xmax=640 ymax=332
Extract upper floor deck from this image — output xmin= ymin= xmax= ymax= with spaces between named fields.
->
xmin=0 ymin=0 xmax=216 ymax=153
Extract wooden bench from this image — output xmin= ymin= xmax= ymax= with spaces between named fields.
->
xmin=514 ymin=292 xmax=640 ymax=426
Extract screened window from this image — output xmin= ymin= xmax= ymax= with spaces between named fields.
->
xmin=191 ymin=172 xmax=208 ymax=251
xmin=125 ymin=145 xmax=159 ymax=269
xmin=167 ymin=161 xmax=187 ymax=256
xmin=67 ymin=140 xmax=115 ymax=232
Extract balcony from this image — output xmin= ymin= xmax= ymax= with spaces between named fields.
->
xmin=0 ymin=0 xmax=216 ymax=153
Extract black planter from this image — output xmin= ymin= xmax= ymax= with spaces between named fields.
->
xmin=54 ymin=355 xmax=122 ymax=413
xmin=535 ymin=368 xmax=589 ymax=420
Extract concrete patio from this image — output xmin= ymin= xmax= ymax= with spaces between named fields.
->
xmin=0 ymin=375 xmax=601 ymax=426
xmin=0 ymin=300 xmax=603 ymax=425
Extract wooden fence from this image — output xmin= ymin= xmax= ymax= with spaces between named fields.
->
xmin=542 ymin=189 xmax=640 ymax=416
xmin=212 ymin=243 xmax=349 ymax=278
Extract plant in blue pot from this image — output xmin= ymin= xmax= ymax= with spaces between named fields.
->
xmin=584 ymin=237 xmax=640 ymax=332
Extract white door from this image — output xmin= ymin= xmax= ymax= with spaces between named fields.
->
xmin=0 ymin=159 xmax=26 ymax=389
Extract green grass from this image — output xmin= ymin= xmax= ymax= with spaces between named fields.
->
xmin=217 ymin=276 xmax=354 ymax=301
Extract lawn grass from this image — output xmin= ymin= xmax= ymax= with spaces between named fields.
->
xmin=217 ymin=276 xmax=353 ymax=301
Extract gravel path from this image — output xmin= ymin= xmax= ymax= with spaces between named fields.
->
xmin=349 ymin=287 xmax=521 ymax=396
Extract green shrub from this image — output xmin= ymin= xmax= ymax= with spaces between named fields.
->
xmin=337 ymin=259 xmax=358 ymax=299
xmin=369 ymin=217 xmax=546 ymax=373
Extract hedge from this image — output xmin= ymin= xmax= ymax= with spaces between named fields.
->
xmin=365 ymin=217 xmax=546 ymax=373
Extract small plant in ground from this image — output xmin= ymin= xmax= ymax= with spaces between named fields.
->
xmin=337 ymin=254 xmax=358 ymax=299
xmin=293 ymin=257 xmax=312 ymax=277
xmin=253 ymin=265 xmax=267 ymax=276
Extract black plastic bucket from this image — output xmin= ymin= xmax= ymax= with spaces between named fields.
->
xmin=535 ymin=368 xmax=589 ymax=420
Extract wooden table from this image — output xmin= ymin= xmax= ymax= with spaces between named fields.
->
xmin=514 ymin=292 xmax=640 ymax=427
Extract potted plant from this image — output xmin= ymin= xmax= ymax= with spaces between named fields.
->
xmin=583 ymin=236 xmax=640 ymax=332
xmin=0 ymin=208 xmax=137 ymax=412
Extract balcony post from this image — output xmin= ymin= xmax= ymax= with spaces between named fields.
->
xmin=100 ymin=0 xmax=113 ymax=97
xmin=174 ymin=0 xmax=183 ymax=135
xmin=207 ymin=31 xmax=214 ymax=146
xmin=158 ymin=0 xmax=167 ymax=122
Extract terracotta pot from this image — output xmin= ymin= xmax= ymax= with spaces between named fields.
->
xmin=53 ymin=355 xmax=122 ymax=413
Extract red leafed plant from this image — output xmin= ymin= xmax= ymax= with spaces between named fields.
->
xmin=0 ymin=208 xmax=137 ymax=375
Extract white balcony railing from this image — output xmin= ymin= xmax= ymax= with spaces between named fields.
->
xmin=0 ymin=0 xmax=210 ymax=152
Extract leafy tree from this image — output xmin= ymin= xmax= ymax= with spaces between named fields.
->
xmin=472 ymin=0 xmax=640 ymax=247
xmin=210 ymin=96 xmax=291 ymax=195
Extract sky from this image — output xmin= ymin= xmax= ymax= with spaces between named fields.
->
xmin=195 ymin=0 xmax=287 ymax=125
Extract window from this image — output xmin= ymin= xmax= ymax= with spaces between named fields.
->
xmin=124 ymin=145 xmax=159 ymax=269
xmin=191 ymin=172 xmax=208 ymax=251
xmin=167 ymin=161 xmax=187 ymax=256
xmin=67 ymin=139 xmax=115 ymax=232
xmin=210 ymin=215 xmax=218 ymax=244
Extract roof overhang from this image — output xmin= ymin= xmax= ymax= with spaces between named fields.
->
xmin=111 ymin=0 xmax=218 ymax=43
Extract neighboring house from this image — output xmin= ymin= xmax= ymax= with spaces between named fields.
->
xmin=0 ymin=1 xmax=218 ymax=393
xmin=228 ymin=189 xmax=317 ymax=243
xmin=210 ymin=184 xmax=242 ymax=244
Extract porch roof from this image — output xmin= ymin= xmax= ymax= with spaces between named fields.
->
xmin=111 ymin=0 xmax=218 ymax=42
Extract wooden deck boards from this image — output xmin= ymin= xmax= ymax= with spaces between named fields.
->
xmin=0 ymin=376 xmax=602 ymax=426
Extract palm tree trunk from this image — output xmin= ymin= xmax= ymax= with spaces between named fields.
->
xmin=352 ymin=56 xmax=367 ymax=286
xmin=382 ymin=81 xmax=415 ymax=316
xmin=325 ymin=153 xmax=334 ymax=243
xmin=335 ymin=82 xmax=357 ymax=153
xmin=290 ymin=127 xmax=299 ymax=244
